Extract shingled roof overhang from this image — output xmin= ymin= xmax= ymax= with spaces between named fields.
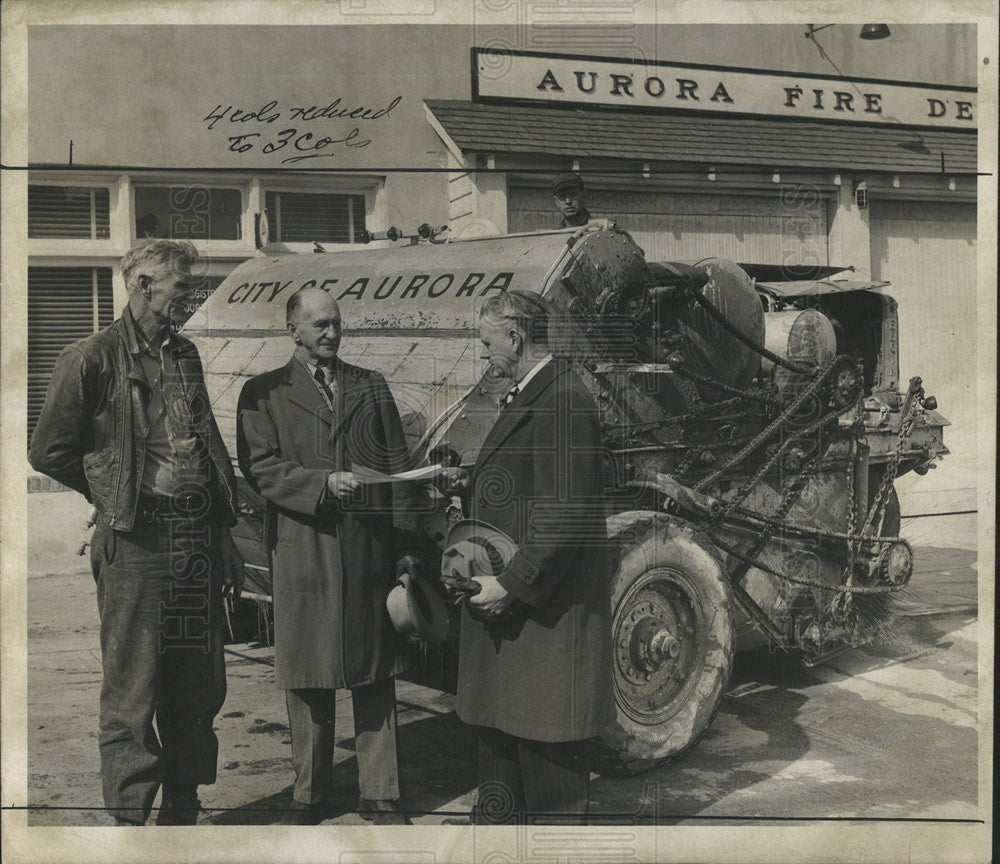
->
xmin=425 ymin=100 xmax=977 ymax=176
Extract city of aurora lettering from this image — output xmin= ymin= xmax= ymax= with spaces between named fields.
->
xmin=227 ymin=272 xmax=515 ymax=304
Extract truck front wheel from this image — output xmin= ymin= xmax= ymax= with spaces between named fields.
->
xmin=600 ymin=512 xmax=735 ymax=774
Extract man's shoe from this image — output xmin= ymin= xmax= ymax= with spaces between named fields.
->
xmin=279 ymin=799 xmax=328 ymax=826
xmin=358 ymin=797 xmax=412 ymax=826
xmin=111 ymin=816 xmax=145 ymax=827
xmin=155 ymin=787 xmax=205 ymax=826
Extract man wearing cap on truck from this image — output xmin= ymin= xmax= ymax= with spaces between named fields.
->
xmin=552 ymin=172 xmax=592 ymax=228
xmin=442 ymin=290 xmax=613 ymax=825
xmin=236 ymin=286 xmax=419 ymax=826
xmin=29 ymin=238 xmax=243 ymax=826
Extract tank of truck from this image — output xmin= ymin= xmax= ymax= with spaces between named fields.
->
xmin=186 ymin=229 xmax=581 ymax=467
xmin=183 ymin=224 xmax=949 ymax=773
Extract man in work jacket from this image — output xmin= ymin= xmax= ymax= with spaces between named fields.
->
xmin=29 ymin=238 xmax=242 ymax=826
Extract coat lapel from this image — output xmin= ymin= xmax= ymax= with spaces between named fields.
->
xmin=332 ymin=361 xmax=365 ymax=439
xmin=476 ymin=401 xmax=531 ymax=469
xmin=281 ymin=357 xmax=369 ymax=460
xmin=283 ymin=358 xmax=335 ymax=426
xmin=475 ymin=360 xmax=569 ymax=469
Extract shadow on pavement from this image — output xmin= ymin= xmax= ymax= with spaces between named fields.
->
xmin=590 ymin=654 xmax=813 ymax=823
xmin=397 ymin=705 xmax=478 ymax=819
xmin=211 ymin=707 xmax=478 ymax=824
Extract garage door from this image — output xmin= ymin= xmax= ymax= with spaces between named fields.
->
xmin=508 ymin=186 xmax=829 ymax=267
xmin=870 ymin=199 xmax=977 ymax=515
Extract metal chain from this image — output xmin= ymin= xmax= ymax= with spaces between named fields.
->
xmin=837 ymin=378 xmax=872 ymax=617
xmin=599 ymin=350 xmax=900 ymax=601
xmin=846 ymin=435 xmax=857 ymax=543
xmin=602 ymin=394 xmax=751 ymax=444
xmin=708 ymin=533 xmax=902 ymax=595
xmin=734 ymin=413 xmax=836 ymax=516
xmin=723 ymin=502 xmax=897 ymax=546
xmin=707 ymin=392 xmax=858 ymax=520
xmin=718 ymin=455 xmax=818 ymax=581
xmin=684 ymin=354 xmax=890 ymax=599
xmin=858 ymin=377 xmax=922 ymax=540
xmin=677 ymin=367 xmax=873 ymax=553
xmin=673 ymin=364 xmax=782 ymax=406
xmin=694 ymin=355 xmax=851 ymax=493
xmin=672 ymin=447 xmax=703 ymax=481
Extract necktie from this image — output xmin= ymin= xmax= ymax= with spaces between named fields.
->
xmin=314 ymin=365 xmax=335 ymax=404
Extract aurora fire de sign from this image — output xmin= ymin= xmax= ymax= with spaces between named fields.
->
xmin=472 ymin=48 xmax=976 ymax=129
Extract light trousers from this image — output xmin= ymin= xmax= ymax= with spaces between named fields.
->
xmin=285 ymin=678 xmax=400 ymax=804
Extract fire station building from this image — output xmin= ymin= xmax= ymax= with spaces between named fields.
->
xmin=25 ymin=24 xmax=980 ymax=526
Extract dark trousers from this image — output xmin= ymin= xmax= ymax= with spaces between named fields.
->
xmin=285 ymin=679 xmax=400 ymax=805
xmin=90 ymin=516 xmax=227 ymax=824
xmin=474 ymin=727 xmax=591 ymax=825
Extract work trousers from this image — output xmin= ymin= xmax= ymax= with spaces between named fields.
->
xmin=474 ymin=727 xmax=591 ymax=825
xmin=285 ymin=679 xmax=400 ymax=805
xmin=90 ymin=514 xmax=227 ymax=824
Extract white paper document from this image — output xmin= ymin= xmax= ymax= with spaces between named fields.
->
xmin=350 ymin=463 xmax=444 ymax=484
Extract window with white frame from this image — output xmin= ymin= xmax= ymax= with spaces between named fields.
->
xmin=27 ymin=266 xmax=114 ymax=441
xmin=134 ymin=185 xmax=243 ymax=241
xmin=28 ymin=185 xmax=111 ymax=239
xmin=264 ymin=191 xmax=367 ymax=244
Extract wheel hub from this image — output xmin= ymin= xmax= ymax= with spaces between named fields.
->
xmin=613 ymin=572 xmax=704 ymax=723
xmin=631 ymin=616 xmax=681 ymax=672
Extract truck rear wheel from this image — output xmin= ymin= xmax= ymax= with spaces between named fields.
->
xmin=600 ymin=512 xmax=735 ymax=774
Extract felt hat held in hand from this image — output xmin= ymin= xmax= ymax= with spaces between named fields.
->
xmin=386 ymin=571 xmax=450 ymax=647
xmin=440 ymin=519 xmax=519 ymax=601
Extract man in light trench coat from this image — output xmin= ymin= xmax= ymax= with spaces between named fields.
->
xmin=236 ymin=286 xmax=419 ymax=825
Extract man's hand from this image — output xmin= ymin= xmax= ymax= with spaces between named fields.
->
xmin=326 ymin=471 xmax=359 ymax=498
xmin=435 ymin=467 xmax=469 ymax=496
xmin=395 ymin=554 xmax=421 ymax=582
xmin=466 ymin=574 xmax=514 ymax=620
xmin=219 ymin=527 xmax=245 ymax=603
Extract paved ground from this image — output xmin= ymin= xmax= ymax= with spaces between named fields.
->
xmin=23 ymin=512 xmax=983 ymax=832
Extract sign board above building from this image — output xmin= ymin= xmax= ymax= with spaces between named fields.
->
xmin=472 ymin=48 xmax=976 ymax=130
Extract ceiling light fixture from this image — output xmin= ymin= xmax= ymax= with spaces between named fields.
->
xmin=805 ymin=23 xmax=892 ymax=41
xmin=860 ymin=23 xmax=891 ymax=40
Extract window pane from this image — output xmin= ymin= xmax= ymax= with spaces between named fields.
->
xmin=28 ymin=185 xmax=110 ymax=239
xmin=134 ymin=186 xmax=242 ymax=241
xmin=28 ymin=267 xmax=114 ymax=441
xmin=351 ymin=195 xmax=367 ymax=243
xmin=264 ymin=191 xmax=366 ymax=244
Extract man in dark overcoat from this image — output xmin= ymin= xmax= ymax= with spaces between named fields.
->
xmin=453 ymin=290 xmax=613 ymax=824
xmin=236 ymin=286 xmax=418 ymax=825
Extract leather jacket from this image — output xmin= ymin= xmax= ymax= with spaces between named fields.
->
xmin=29 ymin=312 xmax=238 ymax=532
